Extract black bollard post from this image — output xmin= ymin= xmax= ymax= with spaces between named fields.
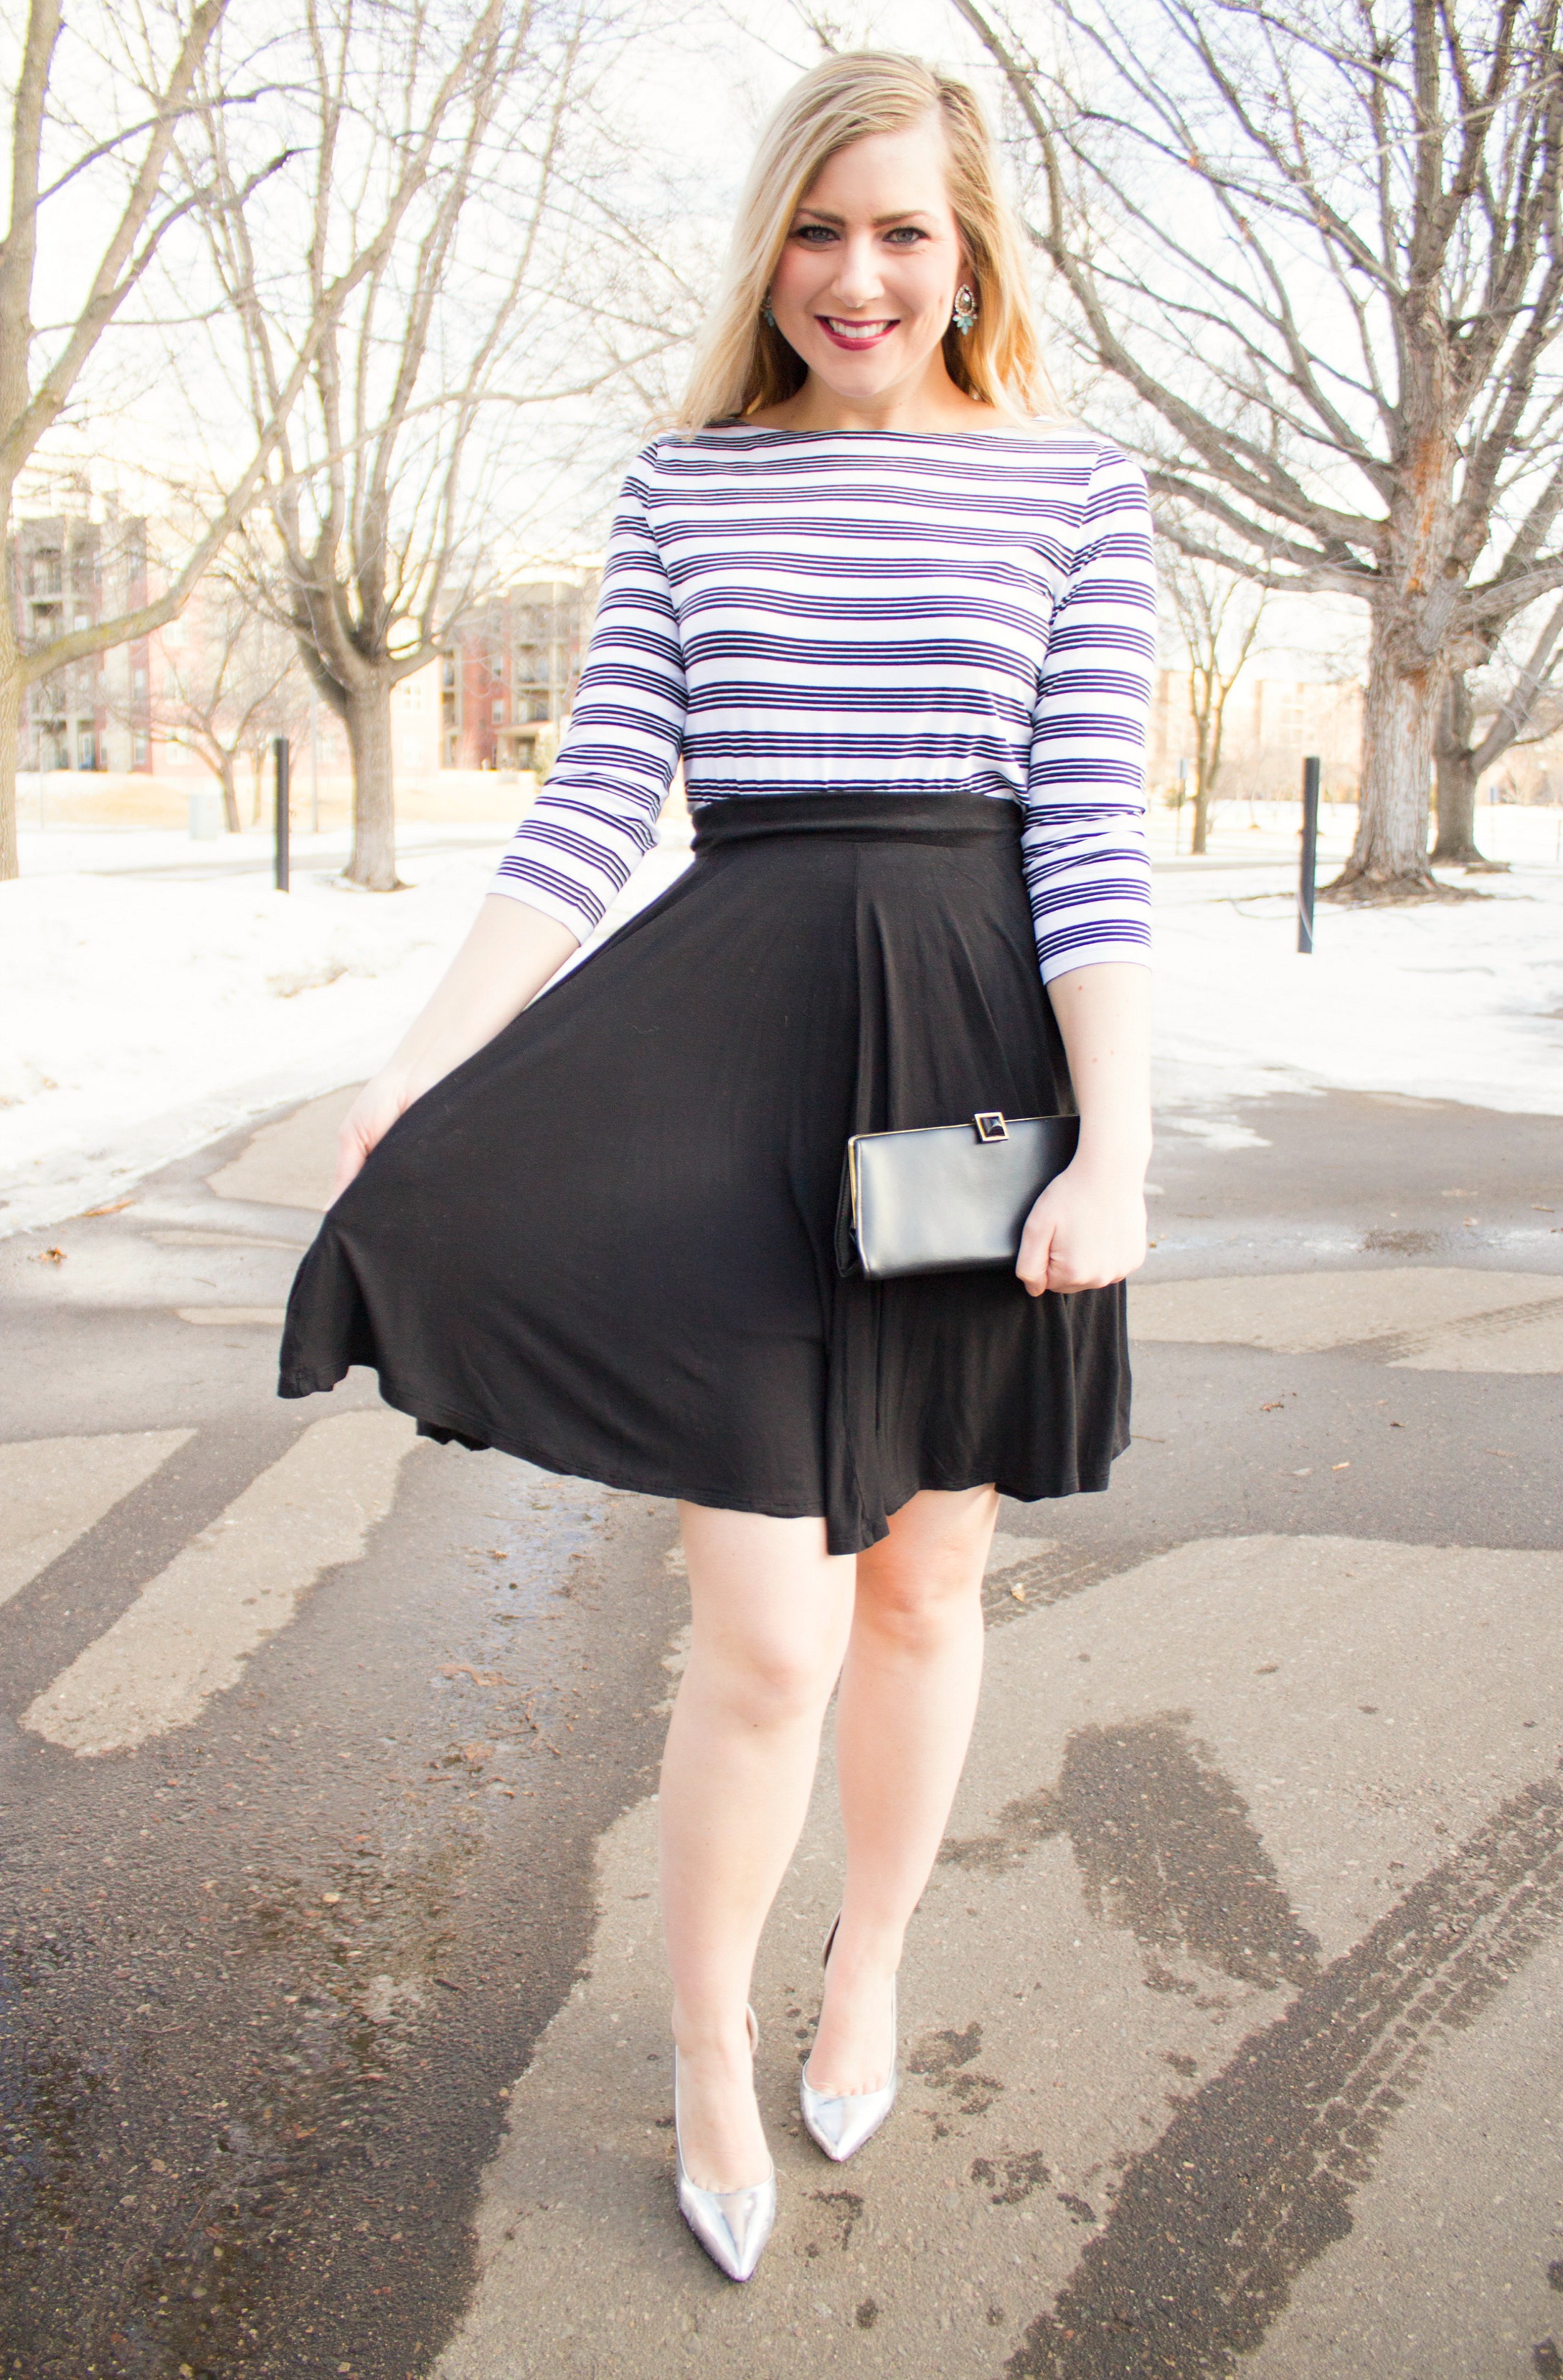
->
xmin=1297 ymin=754 xmax=1320 ymax=953
xmin=273 ymin=735 xmax=291 ymax=893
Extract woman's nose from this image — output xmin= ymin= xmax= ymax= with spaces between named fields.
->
xmin=826 ymin=232 xmax=887 ymax=310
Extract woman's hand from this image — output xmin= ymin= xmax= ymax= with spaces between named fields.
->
xmin=333 ymin=1070 xmax=424 ymax=1201
xmin=1015 ymin=960 xmax=1153 ymax=1296
xmin=1016 ymin=1153 xmax=1147 ymax=1295
xmin=326 ymin=894 xmax=580 ymax=1206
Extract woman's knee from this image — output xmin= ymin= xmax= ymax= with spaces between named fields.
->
xmin=678 ymin=1503 xmax=853 ymax=1728
xmin=689 ymin=1619 xmax=842 ymax=1729
xmin=854 ymin=1488 xmax=996 ymax=1639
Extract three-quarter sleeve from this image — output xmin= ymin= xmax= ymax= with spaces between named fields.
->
xmin=1021 ymin=445 xmax=1155 ymax=983
xmin=491 ymin=455 xmax=686 ymax=941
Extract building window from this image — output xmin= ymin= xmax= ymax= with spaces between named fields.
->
xmin=491 ymin=699 xmax=504 ymax=724
xmin=132 ymin=732 xmax=150 ymax=770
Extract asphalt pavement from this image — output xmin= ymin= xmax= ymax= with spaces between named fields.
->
xmin=1 ymin=1076 xmax=1560 ymax=2380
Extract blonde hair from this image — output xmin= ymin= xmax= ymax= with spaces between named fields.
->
xmin=675 ymin=51 xmax=1059 ymax=431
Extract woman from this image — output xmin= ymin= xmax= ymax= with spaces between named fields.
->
xmin=279 ymin=50 xmax=1153 ymax=2282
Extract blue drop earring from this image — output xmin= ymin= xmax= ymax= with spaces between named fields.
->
xmin=953 ymin=283 xmax=978 ymax=337
xmin=761 ymin=295 xmax=777 ymax=328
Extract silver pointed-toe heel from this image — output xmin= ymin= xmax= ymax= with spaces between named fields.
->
xmin=800 ymin=1914 xmax=899 ymax=2163
xmin=674 ymin=2004 xmax=776 ymax=2282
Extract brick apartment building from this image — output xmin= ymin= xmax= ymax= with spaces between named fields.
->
xmin=438 ymin=574 xmax=600 ymax=772
xmin=11 ymin=539 xmax=599 ymax=791
xmin=10 ymin=481 xmax=152 ymax=771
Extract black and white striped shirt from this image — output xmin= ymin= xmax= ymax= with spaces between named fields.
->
xmin=492 ymin=425 xmax=1154 ymax=982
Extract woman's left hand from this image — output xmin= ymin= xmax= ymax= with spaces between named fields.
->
xmin=1015 ymin=1153 xmax=1148 ymax=1296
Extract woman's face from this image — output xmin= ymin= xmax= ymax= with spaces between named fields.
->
xmin=768 ymin=117 xmax=967 ymax=407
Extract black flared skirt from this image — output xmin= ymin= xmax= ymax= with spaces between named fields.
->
xmin=278 ymin=793 xmax=1130 ymax=1554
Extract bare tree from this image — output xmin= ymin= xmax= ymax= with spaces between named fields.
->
xmin=147 ymin=577 xmax=303 ymax=831
xmin=1161 ymin=547 xmax=1267 ymax=854
xmin=1434 ymin=597 xmax=1563 ymax=861
xmin=0 ymin=1 xmax=244 ymax=879
xmin=953 ymin=0 xmax=1563 ymax=900
xmin=0 ymin=0 xmax=473 ymax=882
xmin=197 ymin=0 xmax=675 ymax=892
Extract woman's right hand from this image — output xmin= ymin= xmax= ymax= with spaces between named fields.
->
xmin=333 ymin=1070 xmax=422 ymax=1202
xmin=326 ymin=895 xmax=582 ymax=1207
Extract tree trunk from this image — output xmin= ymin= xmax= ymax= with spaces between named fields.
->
xmin=0 ymin=605 xmax=20 ymax=882
xmin=1326 ymin=622 xmax=1439 ymax=900
xmin=1430 ymin=674 xmax=1484 ymax=866
xmin=343 ymin=674 xmax=401 ymax=890
xmin=1188 ymin=675 xmax=1212 ymax=854
xmin=1199 ymin=671 xmax=1234 ymax=859
xmin=1190 ymin=714 xmax=1212 ymax=854
xmin=217 ymin=750 xmax=242 ymax=836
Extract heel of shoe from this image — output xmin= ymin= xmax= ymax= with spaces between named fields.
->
xmin=672 ymin=2013 xmax=775 ymax=2282
xmin=801 ymin=1915 xmax=899 ymax=2163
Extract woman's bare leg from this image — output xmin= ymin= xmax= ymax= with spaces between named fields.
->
xmin=660 ymin=1505 xmax=856 ymax=2192
xmin=807 ymin=1484 xmax=998 ymax=2093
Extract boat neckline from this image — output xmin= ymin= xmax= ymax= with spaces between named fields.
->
xmin=690 ymin=421 xmax=1083 ymax=444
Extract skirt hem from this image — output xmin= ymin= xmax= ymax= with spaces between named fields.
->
xmin=279 ymin=1366 xmax=1120 ymax=1554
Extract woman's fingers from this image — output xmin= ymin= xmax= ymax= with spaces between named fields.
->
xmin=331 ymin=1123 xmax=370 ymax=1203
xmin=1045 ymin=1214 xmax=1146 ymax=1291
xmin=330 ymin=1080 xmax=408 ymax=1203
xmin=1045 ymin=1225 xmax=1146 ymax=1293
xmin=1015 ymin=1203 xmax=1056 ymax=1298
xmin=1016 ymin=1166 xmax=1148 ymax=1295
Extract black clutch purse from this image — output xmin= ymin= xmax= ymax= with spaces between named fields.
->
xmin=839 ymin=1110 xmax=1080 ymax=1280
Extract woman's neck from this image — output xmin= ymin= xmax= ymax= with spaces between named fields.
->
xmin=750 ymin=359 xmax=1012 ymax=437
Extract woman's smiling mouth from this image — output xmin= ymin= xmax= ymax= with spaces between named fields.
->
xmin=817 ymin=316 xmax=898 ymax=349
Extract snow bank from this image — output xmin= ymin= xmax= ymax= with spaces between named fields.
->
xmin=0 ymin=824 xmax=689 ymax=1237
xmin=2 ymin=811 xmax=1560 ymax=1236
xmin=1151 ymin=857 xmax=1563 ymax=1143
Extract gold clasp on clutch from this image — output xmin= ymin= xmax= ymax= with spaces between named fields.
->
xmin=973 ymin=1112 xmax=1009 ymax=1143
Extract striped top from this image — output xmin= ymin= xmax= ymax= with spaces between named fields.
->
xmin=492 ymin=425 xmax=1154 ymax=983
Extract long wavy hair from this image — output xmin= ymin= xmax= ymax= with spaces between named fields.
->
xmin=674 ymin=51 xmax=1059 ymax=431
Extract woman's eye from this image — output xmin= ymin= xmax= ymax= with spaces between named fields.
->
xmin=793 ymin=225 xmax=837 ymax=244
xmin=884 ymin=227 xmax=928 ymax=245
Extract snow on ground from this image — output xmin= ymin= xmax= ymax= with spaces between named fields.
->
xmin=0 ymin=821 xmax=691 ymax=1238
xmin=2 ymin=802 xmax=1560 ymax=1237
xmin=1151 ymin=832 xmax=1563 ymax=1147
